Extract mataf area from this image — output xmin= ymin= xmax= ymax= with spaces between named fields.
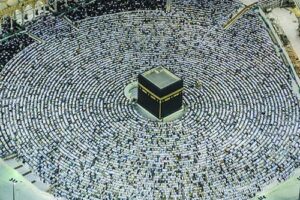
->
xmin=0 ymin=0 xmax=300 ymax=199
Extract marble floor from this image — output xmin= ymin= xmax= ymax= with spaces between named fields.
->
xmin=268 ymin=7 xmax=300 ymax=58
xmin=0 ymin=159 xmax=62 ymax=200
xmin=253 ymin=168 xmax=300 ymax=200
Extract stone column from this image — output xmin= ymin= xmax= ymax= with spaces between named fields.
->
xmin=54 ymin=0 xmax=57 ymax=12
xmin=10 ymin=16 xmax=13 ymax=30
xmin=21 ymin=11 xmax=24 ymax=25
xmin=33 ymin=7 xmax=35 ymax=20
xmin=43 ymin=3 xmax=46 ymax=14
xmin=0 ymin=22 xmax=2 ymax=35
xmin=166 ymin=0 xmax=172 ymax=12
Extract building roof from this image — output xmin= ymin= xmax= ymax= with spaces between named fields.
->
xmin=142 ymin=67 xmax=181 ymax=89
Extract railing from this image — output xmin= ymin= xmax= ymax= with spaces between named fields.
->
xmin=223 ymin=2 xmax=257 ymax=29
xmin=2 ymin=153 xmax=18 ymax=161
xmin=285 ymin=45 xmax=300 ymax=77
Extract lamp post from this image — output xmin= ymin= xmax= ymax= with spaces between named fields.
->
xmin=9 ymin=178 xmax=18 ymax=200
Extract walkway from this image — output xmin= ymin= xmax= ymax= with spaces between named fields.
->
xmin=253 ymin=168 xmax=300 ymax=200
xmin=0 ymin=158 xmax=61 ymax=200
xmin=267 ymin=7 xmax=300 ymax=77
xmin=268 ymin=8 xmax=300 ymax=56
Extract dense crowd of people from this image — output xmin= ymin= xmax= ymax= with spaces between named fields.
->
xmin=0 ymin=0 xmax=166 ymax=72
xmin=0 ymin=35 xmax=34 ymax=72
xmin=60 ymin=0 xmax=166 ymax=21
xmin=0 ymin=0 xmax=300 ymax=200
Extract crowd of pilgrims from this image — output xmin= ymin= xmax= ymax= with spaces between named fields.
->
xmin=57 ymin=0 xmax=166 ymax=21
xmin=0 ymin=0 xmax=166 ymax=72
xmin=0 ymin=0 xmax=300 ymax=199
xmin=0 ymin=0 xmax=283 ymax=72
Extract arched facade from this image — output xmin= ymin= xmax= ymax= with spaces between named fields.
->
xmin=14 ymin=9 xmax=22 ymax=24
xmin=0 ymin=0 xmax=47 ymax=32
xmin=35 ymin=1 xmax=44 ymax=16
xmin=24 ymin=4 xmax=34 ymax=21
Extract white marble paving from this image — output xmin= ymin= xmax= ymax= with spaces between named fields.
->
xmin=268 ymin=7 xmax=300 ymax=57
xmin=0 ymin=159 xmax=61 ymax=200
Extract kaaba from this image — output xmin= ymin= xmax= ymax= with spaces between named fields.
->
xmin=137 ymin=67 xmax=183 ymax=119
